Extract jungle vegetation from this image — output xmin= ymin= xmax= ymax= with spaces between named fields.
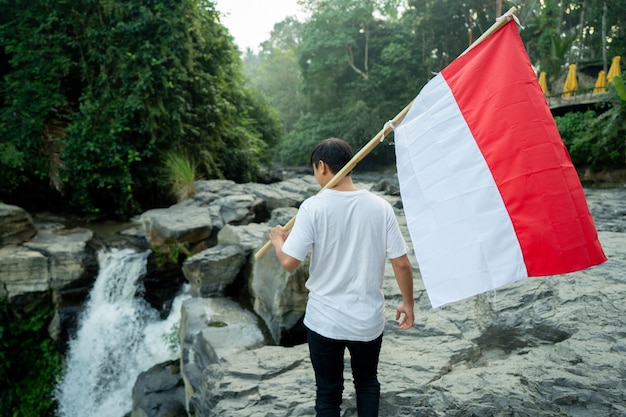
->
xmin=1 ymin=0 xmax=624 ymax=220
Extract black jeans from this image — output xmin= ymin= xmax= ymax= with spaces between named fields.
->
xmin=306 ymin=328 xmax=383 ymax=417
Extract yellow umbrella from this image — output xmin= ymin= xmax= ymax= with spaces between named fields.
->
xmin=538 ymin=71 xmax=548 ymax=95
xmin=562 ymin=64 xmax=578 ymax=98
xmin=593 ymin=70 xmax=606 ymax=93
xmin=607 ymin=56 xmax=621 ymax=84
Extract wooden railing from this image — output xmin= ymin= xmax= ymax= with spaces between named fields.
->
xmin=546 ymin=87 xmax=610 ymax=110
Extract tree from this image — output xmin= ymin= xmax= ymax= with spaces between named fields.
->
xmin=0 ymin=0 xmax=281 ymax=219
xmin=519 ymin=0 xmax=625 ymax=87
xmin=278 ymin=0 xmax=425 ymax=167
xmin=244 ymin=17 xmax=305 ymax=134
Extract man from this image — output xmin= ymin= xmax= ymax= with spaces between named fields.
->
xmin=270 ymin=137 xmax=415 ymax=417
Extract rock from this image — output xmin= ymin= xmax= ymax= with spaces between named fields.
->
xmin=23 ymin=226 xmax=95 ymax=293
xmin=131 ymin=360 xmax=187 ymax=417
xmin=242 ymin=183 xmax=307 ymax=212
xmin=193 ymin=179 xmax=241 ymax=196
xmin=250 ymin=252 xmax=309 ymax=344
xmin=371 ymin=176 xmax=401 ymax=196
xmin=140 ymin=205 xmax=212 ymax=253
xmin=208 ymin=344 xmax=316 ymax=417
xmin=272 ymin=176 xmax=320 ymax=197
xmin=216 ymin=223 xmax=270 ymax=255
xmin=20 ymin=225 xmax=99 ymax=347
xmin=179 ymin=297 xmax=266 ymax=413
xmin=184 ymin=191 xmax=626 ymax=417
xmin=212 ymin=194 xmax=263 ymax=225
xmin=182 ymin=245 xmax=246 ymax=298
xmin=0 ymin=245 xmax=49 ymax=299
xmin=0 ymin=203 xmax=37 ymax=245
xmin=269 ymin=207 xmax=299 ymax=227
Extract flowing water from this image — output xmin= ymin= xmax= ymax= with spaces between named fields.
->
xmin=55 ymin=248 xmax=188 ymax=417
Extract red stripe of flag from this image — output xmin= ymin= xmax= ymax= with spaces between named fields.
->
xmin=441 ymin=21 xmax=606 ymax=276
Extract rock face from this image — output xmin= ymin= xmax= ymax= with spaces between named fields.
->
xmin=0 ymin=203 xmax=37 ymax=245
xmin=182 ymin=245 xmax=246 ymax=298
xmin=0 ymin=216 xmax=98 ymax=346
xmin=178 ymin=297 xmax=265 ymax=414
xmin=168 ymin=184 xmax=626 ymax=417
xmin=2 ymin=175 xmax=625 ymax=417
xmin=251 ymin=250 xmax=310 ymax=344
xmin=131 ymin=360 xmax=187 ymax=417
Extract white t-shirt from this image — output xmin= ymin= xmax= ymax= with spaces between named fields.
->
xmin=282 ymin=188 xmax=408 ymax=341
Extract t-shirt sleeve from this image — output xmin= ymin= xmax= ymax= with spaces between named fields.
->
xmin=281 ymin=202 xmax=315 ymax=261
xmin=386 ymin=205 xmax=408 ymax=259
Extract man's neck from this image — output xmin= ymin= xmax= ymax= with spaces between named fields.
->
xmin=328 ymin=176 xmax=359 ymax=191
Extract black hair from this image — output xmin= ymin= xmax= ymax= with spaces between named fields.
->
xmin=310 ymin=138 xmax=353 ymax=175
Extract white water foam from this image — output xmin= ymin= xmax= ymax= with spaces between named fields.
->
xmin=55 ymin=248 xmax=189 ymax=417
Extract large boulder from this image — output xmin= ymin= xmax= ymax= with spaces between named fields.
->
xmin=0 ymin=203 xmax=37 ymax=245
xmin=213 ymin=194 xmax=264 ymax=225
xmin=140 ymin=205 xmax=212 ymax=255
xmin=24 ymin=226 xmax=96 ymax=295
xmin=131 ymin=360 xmax=187 ymax=417
xmin=182 ymin=244 xmax=246 ymax=298
xmin=207 ymin=344 xmax=316 ymax=417
xmin=242 ymin=183 xmax=307 ymax=213
xmin=217 ymin=223 xmax=270 ymax=254
xmin=0 ymin=245 xmax=49 ymax=299
xmin=251 ymin=252 xmax=309 ymax=344
xmin=178 ymin=297 xmax=265 ymax=414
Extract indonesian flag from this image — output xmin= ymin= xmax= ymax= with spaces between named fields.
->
xmin=394 ymin=20 xmax=607 ymax=308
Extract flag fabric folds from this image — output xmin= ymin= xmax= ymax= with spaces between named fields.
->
xmin=394 ymin=21 xmax=607 ymax=308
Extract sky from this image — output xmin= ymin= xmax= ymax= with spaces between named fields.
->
xmin=215 ymin=0 xmax=305 ymax=52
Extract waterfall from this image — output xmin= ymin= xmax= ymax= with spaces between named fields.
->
xmin=55 ymin=248 xmax=188 ymax=417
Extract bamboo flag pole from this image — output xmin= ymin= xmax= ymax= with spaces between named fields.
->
xmin=254 ymin=6 xmax=519 ymax=260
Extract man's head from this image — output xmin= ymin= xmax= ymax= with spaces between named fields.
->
xmin=310 ymin=138 xmax=353 ymax=175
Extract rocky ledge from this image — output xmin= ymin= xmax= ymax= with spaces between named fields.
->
xmin=2 ymin=176 xmax=625 ymax=417
xmin=136 ymin=184 xmax=626 ymax=417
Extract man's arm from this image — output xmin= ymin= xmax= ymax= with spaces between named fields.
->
xmin=270 ymin=225 xmax=301 ymax=272
xmin=390 ymin=254 xmax=415 ymax=330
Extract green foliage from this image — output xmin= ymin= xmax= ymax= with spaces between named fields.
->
xmin=244 ymin=17 xmax=305 ymax=134
xmin=555 ymin=89 xmax=626 ymax=170
xmin=163 ymin=321 xmax=180 ymax=355
xmin=1 ymin=0 xmax=624 ymax=218
xmin=164 ymin=151 xmax=197 ymax=202
xmin=0 ymin=0 xmax=76 ymax=196
xmin=152 ymin=242 xmax=188 ymax=268
xmin=0 ymin=300 xmax=63 ymax=417
xmin=555 ymin=110 xmax=595 ymax=147
xmin=613 ymin=75 xmax=626 ymax=102
xmin=276 ymin=0 xmax=431 ymax=167
xmin=0 ymin=0 xmax=282 ymax=219
xmin=555 ymin=110 xmax=597 ymax=166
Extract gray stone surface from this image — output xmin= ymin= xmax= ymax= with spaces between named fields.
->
xmin=141 ymin=205 xmax=212 ymax=248
xmin=182 ymin=245 xmax=246 ymax=297
xmin=0 ymin=203 xmax=37 ymax=245
xmin=24 ymin=226 xmax=94 ymax=292
xmin=187 ymin=187 xmax=626 ymax=417
xmin=178 ymin=297 xmax=265 ymax=414
xmin=2 ymin=176 xmax=624 ymax=417
xmin=0 ymin=245 xmax=49 ymax=298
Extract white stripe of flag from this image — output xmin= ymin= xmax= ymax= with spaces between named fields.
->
xmin=395 ymin=21 xmax=606 ymax=308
